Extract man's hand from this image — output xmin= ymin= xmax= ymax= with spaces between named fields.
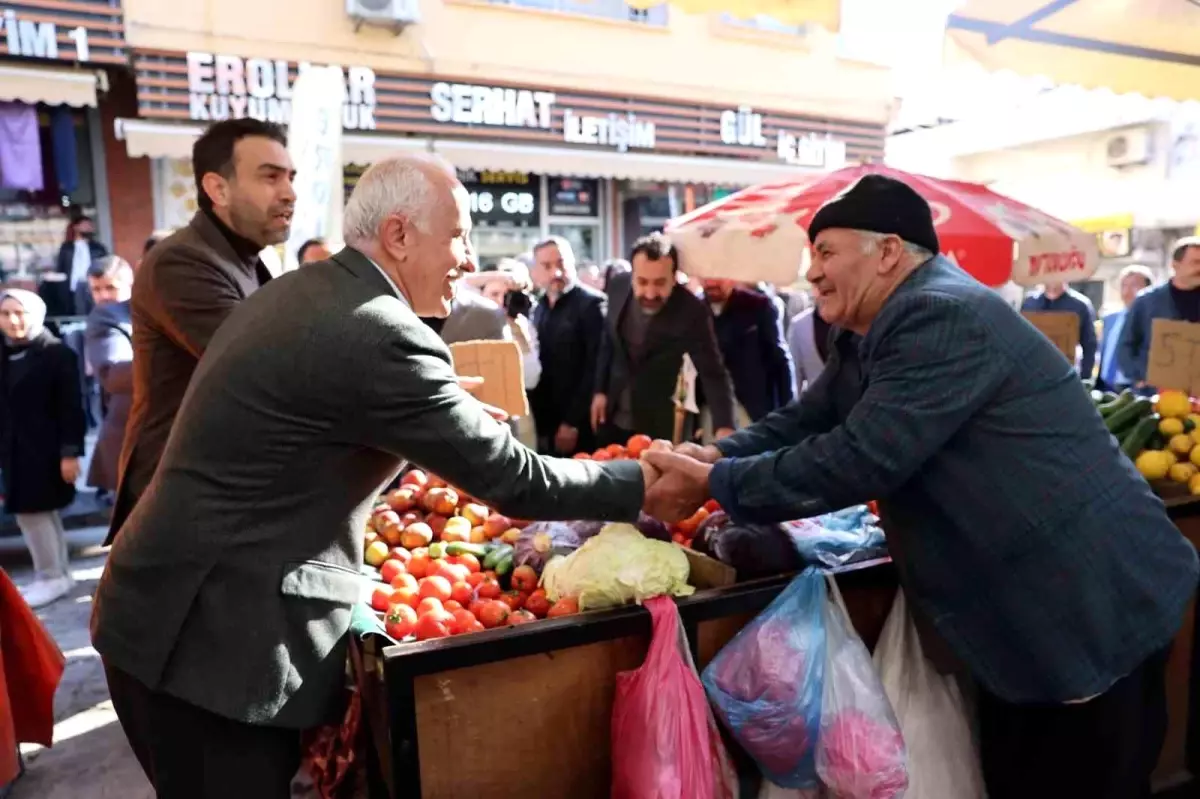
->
xmin=554 ymin=423 xmax=579 ymax=455
xmin=638 ymin=457 xmax=661 ymax=494
xmin=641 ymin=450 xmax=713 ymax=523
xmin=456 ymin=375 xmax=485 ymax=395
xmin=590 ymin=393 xmax=607 ymax=432
xmin=60 ymin=457 xmax=80 ymax=484
xmin=674 ymin=442 xmax=722 ymax=464
xmin=714 ymin=427 xmax=735 ymax=441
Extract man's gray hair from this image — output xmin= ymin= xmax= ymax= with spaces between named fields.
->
xmin=343 ymin=153 xmax=457 ymax=246
xmin=856 ymin=230 xmax=934 ymax=263
xmin=532 ymin=235 xmax=576 ymax=271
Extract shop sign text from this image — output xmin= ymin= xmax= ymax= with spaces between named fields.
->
xmin=185 ymin=52 xmax=377 ymax=131
xmin=563 ymin=110 xmax=654 ymax=152
xmin=2 ymin=9 xmax=89 ymax=61
xmin=720 ymin=106 xmax=847 ymax=169
xmin=431 ymin=82 xmax=554 ymax=129
xmin=429 ymin=81 xmax=656 ymax=152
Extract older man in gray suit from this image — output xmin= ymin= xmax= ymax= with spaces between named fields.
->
xmin=91 ymin=154 xmax=654 ymax=797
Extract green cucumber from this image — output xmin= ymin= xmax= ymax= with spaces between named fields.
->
xmin=1105 ymin=398 xmax=1153 ymax=434
xmin=483 ymin=544 xmax=513 ymax=570
xmin=1121 ymin=416 xmax=1160 ymax=458
xmin=1099 ymin=390 xmax=1135 ymax=418
xmin=494 ymin=554 xmax=513 ymax=576
xmin=445 ymin=541 xmax=489 ymax=558
xmin=1147 ymin=431 xmax=1167 ymax=451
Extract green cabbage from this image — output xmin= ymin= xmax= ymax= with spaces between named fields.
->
xmin=540 ymin=523 xmax=694 ymax=611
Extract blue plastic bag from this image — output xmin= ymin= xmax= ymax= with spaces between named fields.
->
xmin=701 ymin=568 xmax=827 ymax=789
xmin=784 ymin=506 xmax=886 ymax=568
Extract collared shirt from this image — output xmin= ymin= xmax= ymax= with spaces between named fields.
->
xmin=1100 ymin=310 xmax=1129 ymax=387
xmin=363 ymin=254 xmax=410 ymax=309
xmin=70 ymin=240 xmax=91 ymax=290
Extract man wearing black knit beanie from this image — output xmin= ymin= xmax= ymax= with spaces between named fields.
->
xmin=643 ymin=174 xmax=1197 ymax=799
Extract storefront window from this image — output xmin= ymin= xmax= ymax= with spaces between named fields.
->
xmin=0 ymin=104 xmax=98 ymax=278
xmin=549 ymin=223 xmax=598 ymax=263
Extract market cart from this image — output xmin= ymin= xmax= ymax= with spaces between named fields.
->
xmin=357 ymin=498 xmax=1200 ymax=798
xmin=361 ymin=556 xmax=896 ymax=799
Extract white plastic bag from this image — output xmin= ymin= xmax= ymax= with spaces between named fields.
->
xmin=872 ymin=590 xmax=987 ymax=799
xmin=815 ymin=576 xmax=909 ymax=799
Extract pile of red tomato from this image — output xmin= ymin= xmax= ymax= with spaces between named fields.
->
xmin=370 ymin=557 xmax=579 ymax=641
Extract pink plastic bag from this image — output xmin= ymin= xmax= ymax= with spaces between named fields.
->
xmin=612 ymin=596 xmax=737 ymax=799
xmin=816 ymin=577 xmax=908 ymax=799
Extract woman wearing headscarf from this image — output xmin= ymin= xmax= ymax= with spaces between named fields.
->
xmin=0 ymin=289 xmax=86 ymax=608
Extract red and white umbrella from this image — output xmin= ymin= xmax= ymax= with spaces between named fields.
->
xmin=665 ymin=164 xmax=1098 ymax=288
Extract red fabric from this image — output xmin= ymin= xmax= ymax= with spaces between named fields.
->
xmin=0 ymin=569 xmax=65 ymax=784
xmin=668 ymin=164 xmax=1084 ymax=288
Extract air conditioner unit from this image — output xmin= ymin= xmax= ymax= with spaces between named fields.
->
xmin=347 ymin=0 xmax=419 ymax=32
xmin=1105 ymin=128 xmax=1152 ymax=168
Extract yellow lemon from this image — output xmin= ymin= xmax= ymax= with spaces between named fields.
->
xmin=1170 ymin=462 xmax=1198 ymax=483
xmin=1189 ymin=413 xmax=1200 ymax=429
xmin=1190 ymin=473 xmax=1200 ymax=496
xmin=1190 ymin=446 xmax=1200 ymax=469
xmin=1157 ymin=390 xmax=1192 ymax=419
xmin=1169 ymin=434 xmax=1193 ymax=456
xmin=1137 ymin=450 xmax=1172 ymax=480
xmin=1160 ymin=417 xmax=1186 ymax=437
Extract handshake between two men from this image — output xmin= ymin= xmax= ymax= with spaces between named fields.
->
xmin=637 ymin=441 xmax=722 ymax=524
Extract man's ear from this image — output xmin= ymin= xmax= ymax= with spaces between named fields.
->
xmin=878 ymin=236 xmax=904 ymax=274
xmin=200 ymin=172 xmax=229 ymax=210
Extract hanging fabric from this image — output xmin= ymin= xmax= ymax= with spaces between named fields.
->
xmin=50 ymin=107 xmax=79 ymax=196
xmin=0 ymin=102 xmax=43 ymax=192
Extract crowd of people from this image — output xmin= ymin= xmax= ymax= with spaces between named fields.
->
xmin=0 ymin=115 xmax=1196 ymax=799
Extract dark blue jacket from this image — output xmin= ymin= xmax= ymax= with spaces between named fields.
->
xmin=1117 ymin=283 xmax=1182 ymax=386
xmin=1021 ymin=287 xmax=1097 ymax=378
xmin=710 ymin=256 xmax=1197 ymax=703
xmin=711 ymin=288 xmax=795 ymax=421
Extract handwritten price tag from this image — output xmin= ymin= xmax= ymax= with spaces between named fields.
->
xmin=1147 ymin=319 xmax=1200 ymax=395
xmin=1022 ymin=311 xmax=1079 ymax=362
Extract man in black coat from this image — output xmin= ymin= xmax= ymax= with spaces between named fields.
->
xmin=528 ymin=236 xmax=606 ymax=455
xmin=592 ymin=233 xmax=736 ymax=443
xmin=702 ymin=279 xmax=795 ymax=421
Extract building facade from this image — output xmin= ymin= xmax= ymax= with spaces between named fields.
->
xmin=888 ymin=88 xmax=1200 ymax=312
xmin=106 ymin=0 xmax=893 ymax=264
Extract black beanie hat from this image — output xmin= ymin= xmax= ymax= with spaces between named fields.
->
xmin=807 ymin=174 xmax=940 ymax=255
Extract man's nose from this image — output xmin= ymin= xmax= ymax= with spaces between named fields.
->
xmin=280 ymin=177 xmax=297 ymax=204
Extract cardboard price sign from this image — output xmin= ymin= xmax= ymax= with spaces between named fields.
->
xmin=449 ymin=339 xmax=530 ymax=419
xmin=1022 ymin=311 xmax=1079 ymax=362
xmin=1147 ymin=319 xmax=1200 ymax=395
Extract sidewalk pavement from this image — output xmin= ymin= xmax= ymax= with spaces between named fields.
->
xmin=5 ymin=526 xmax=152 ymax=799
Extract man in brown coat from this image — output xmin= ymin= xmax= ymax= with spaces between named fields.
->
xmin=107 ymin=119 xmax=295 ymax=544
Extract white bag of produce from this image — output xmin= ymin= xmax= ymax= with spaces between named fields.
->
xmin=540 ymin=523 xmax=693 ymax=611
xmin=872 ymin=590 xmax=987 ymax=799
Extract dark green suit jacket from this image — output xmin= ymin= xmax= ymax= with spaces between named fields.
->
xmin=91 ymin=248 xmax=644 ymax=728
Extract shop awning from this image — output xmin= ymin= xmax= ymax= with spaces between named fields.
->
xmin=945 ymin=1 xmax=1200 ymax=101
xmin=433 ymin=140 xmax=823 ymax=187
xmin=0 ymin=65 xmax=101 ymax=108
xmin=116 ymin=119 xmax=823 ymax=186
xmin=114 ymin=119 xmax=432 ymax=162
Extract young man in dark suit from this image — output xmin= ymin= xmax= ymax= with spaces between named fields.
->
xmin=107 ymin=118 xmax=294 ymax=546
xmin=591 ymin=233 xmax=736 ymax=443
xmin=92 ymin=154 xmax=655 ymax=797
